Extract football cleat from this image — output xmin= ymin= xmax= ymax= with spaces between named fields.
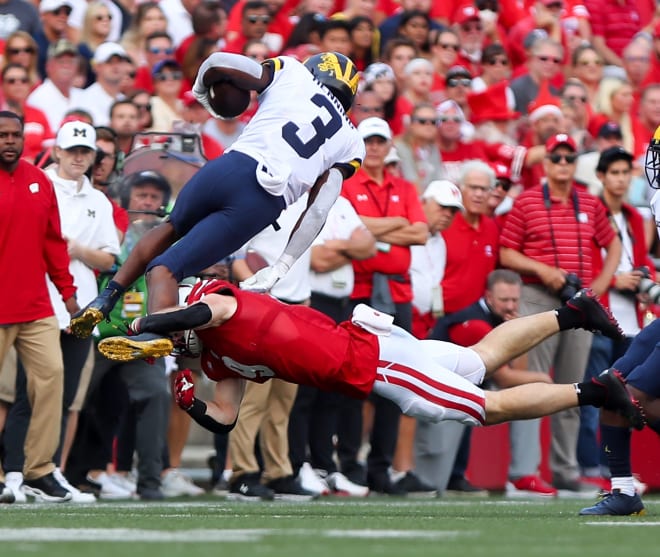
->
xmin=579 ymin=489 xmax=646 ymax=516
xmin=565 ymin=289 xmax=624 ymax=339
xmin=593 ymin=369 xmax=646 ymax=430
xmin=98 ymin=333 xmax=173 ymax=361
xmin=70 ymin=287 xmax=122 ymax=338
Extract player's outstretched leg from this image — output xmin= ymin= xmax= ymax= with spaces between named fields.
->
xmin=70 ymin=281 xmax=124 ymax=338
xmin=98 ymin=333 xmax=174 ymax=361
xmin=564 ymin=289 xmax=624 ymax=339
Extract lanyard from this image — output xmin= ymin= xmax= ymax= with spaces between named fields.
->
xmin=363 ymin=180 xmax=392 ymax=217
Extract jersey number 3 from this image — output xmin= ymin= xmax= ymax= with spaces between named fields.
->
xmin=282 ymin=93 xmax=342 ymax=159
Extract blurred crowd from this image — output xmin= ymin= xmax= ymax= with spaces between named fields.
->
xmin=0 ymin=0 xmax=659 ymax=503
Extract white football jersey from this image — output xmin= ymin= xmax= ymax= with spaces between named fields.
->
xmin=227 ymin=56 xmax=365 ymax=206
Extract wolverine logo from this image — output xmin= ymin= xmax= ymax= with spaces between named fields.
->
xmin=317 ymin=53 xmax=359 ymax=95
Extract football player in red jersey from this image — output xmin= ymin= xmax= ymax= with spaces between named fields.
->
xmin=97 ymin=280 xmax=645 ymax=439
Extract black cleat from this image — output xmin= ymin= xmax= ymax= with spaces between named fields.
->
xmin=565 ymin=289 xmax=624 ymax=339
xmin=70 ymin=287 xmax=122 ymax=338
xmin=98 ymin=333 xmax=174 ymax=361
xmin=593 ymin=369 xmax=646 ymax=430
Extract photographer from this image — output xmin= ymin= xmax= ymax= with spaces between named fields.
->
xmin=500 ymin=134 xmax=622 ymax=494
xmin=577 ymin=146 xmax=657 ymax=486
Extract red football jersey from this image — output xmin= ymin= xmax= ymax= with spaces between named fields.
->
xmin=187 ymin=280 xmax=379 ymax=399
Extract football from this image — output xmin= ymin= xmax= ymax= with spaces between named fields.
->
xmin=208 ymin=81 xmax=250 ymax=118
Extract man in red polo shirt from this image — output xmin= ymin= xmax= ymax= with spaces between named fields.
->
xmin=341 ymin=116 xmax=429 ymax=496
xmin=500 ymin=133 xmax=622 ymax=494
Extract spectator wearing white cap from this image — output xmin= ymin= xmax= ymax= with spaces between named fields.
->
xmin=2 ymin=120 xmax=120 ymax=503
xmin=27 ymin=39 xmax=86 ymax=131
xmin=35 ymin=0 xmax=75 ymax=79
xmin=76 ymin=42 xmax=130 ymax=126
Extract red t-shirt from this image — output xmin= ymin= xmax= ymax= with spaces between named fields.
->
xmin=22 ymin=104 xmax=53 ymax=163
xmin=441 ymin=212 xmax=500 ymax=314
xmin=499 ymin=183 xmax=617 ymax=286
xmin=188 ymin=280 xmax=379 ymax=399
xmin=342 ymin=168 xmax=427 ymax=303
xmin=0 ymin=159 xmax=75 ymax=323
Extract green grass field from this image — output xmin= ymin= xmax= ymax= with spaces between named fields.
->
xmin=1 ymin=496 xmax=658 ymax=557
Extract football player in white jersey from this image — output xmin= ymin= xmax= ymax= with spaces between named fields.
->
xmin=71 ymin=51 xmax=364 ymax=340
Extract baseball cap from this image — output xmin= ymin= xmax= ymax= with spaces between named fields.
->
xmin=596 ymin=146 xmax=633 ymax=172
xmin=545 ymin=133 xmax=577 ymax=152
xmin=152 ymin=59 xmax=181 ymax=76
xmin=446 ymin=65 xmax=472 ymax=81
xmin=384 ymin=146 xmax=401 ymax=165
xmin=47 ymin=39 xmax=77 ymax=59
xmin=597 ymin=121 xmax=623 ymax=139
xmin=491 ymin=162 xmax=512 ymax=181
xmin=56 ymin=121 xmax=97 ymax=151
xmin=357 ymin=117 xmax=392 ymax=140
xmin=363 ymin=62 xmax=395 ymax=86
xmin=422 ymin=180 xmax=464 ymax=211
xmin=40 ymin=0 xmax=73 ymax=13
xmin=92 ymin=42 xmax=129 ymax=65
xmin=456 ymin=6 xmax=480 ymax=25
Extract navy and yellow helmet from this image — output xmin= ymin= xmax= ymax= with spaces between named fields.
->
xmin=645 ymin=125 xmax=660 ymax=189
xmin=304 ymin=52 xmax=359 ymax=113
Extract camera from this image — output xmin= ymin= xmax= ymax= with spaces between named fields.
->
xmin=558 ymin=273 xmax=582 ymax=303
xmin=636 ymin=266 xmax=660 ymax=304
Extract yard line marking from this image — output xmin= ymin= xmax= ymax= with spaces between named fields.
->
xmin=0 ymin=528 xmax=476 ymax=543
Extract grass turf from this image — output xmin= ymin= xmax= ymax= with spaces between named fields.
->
xmin=1 ymin=496 xmax=657 ymax=557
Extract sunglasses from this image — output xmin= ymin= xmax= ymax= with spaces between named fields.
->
xmin=135 ymin=102 xmax=152 ymax=111
xmin=578 ymin=59 xmax=603 ymax=66
xmin=439 ymin=43 xmax=459 ymax=52
xmin=8 ymin=46 xmax=35 ymax=55
xmin=547 ymin=153 xmax=577 ymax=164
xmin=154 ymin=71 xmax=183 ymax=81
xmin=545 ymin=2 xmax=563 ymax=8
xmin=357 ymin=105 xmax=384 ymax=113
xmin=52 ymin=6 xmax=73 ymax=16
xmin=447 ymin=77 xmax=471 ymax=87
xmin=537 ymin=55 xmax=562 ymax=64
xmin=438 ymin=115 xmax=463 ymax=123
xmin=564 ymin=94 xmax=587 ymax=103
xmin=247 ymin=14 xmax=270 ymax=23
xmin=495 ymin=179 xmax=512 ymax=191
xmin=149 ymin=47 xmax=175 ymax=55
xmin=95 ymin=14 xmax=112 ymax=21
xmin=5 ymin=76 xmax=29 ymax=84
xmin=462 ymin=22 xmax=482 ymax=32
xmin=486 ymin=58 xmax=509 ymax=66
xmin=412 ymin=117 xmax=439 ymax=125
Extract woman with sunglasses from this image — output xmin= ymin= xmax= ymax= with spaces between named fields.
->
xmin=2 ymin=31 xmax=40 ymax=87
xmin=0 ymin=63 xmax=53 ymax=162
xmin=77 ymin=2 xmax=114 ymax=87
xmin=394 ymin=102 xmax=444 ymax=195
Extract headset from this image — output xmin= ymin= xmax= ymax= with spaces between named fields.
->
xmin=94 ymin=126 xmax=125 ymax=173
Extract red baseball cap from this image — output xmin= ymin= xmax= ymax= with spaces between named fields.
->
xmin=545 ymin=133 xmax=577 ymax=152
xmin=456 ymin=6 xmax=480 ymax=26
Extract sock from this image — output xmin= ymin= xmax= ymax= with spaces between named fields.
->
xmin=611 ymin=476 xmax=635 ymax=496
xmin=601 ymin=424 xmax=632 ymax=489
xmin=555 ymin=306 xmax=581 ymax=331
xmin=574 ymin=381 xmax=607 ymax=407
xmin=105 ymin=280 xmax=125 ymax=302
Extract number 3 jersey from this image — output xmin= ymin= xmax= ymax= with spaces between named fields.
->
xmin=226 ymin=56 xmax=365 ymax=206
xmin=187 ymin=280 xmax=378 ymax=399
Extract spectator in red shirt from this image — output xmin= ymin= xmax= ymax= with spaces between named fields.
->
xmin=428 ymin=28 xmax=459 ymax=101
xmin=0 ymin=63 xmax=53 ymax=162
xmin=224 ymin=1 xmax=276 ymax=55
xmin=451 ymin=6 xmax=487 ymax=77
xmin=390 ymin=57 xmax=434 ymax=136
xmin=585 ymin=0 xmax=643 ymax=67
xmin=175 ymin=3 xmax=227 ymax=68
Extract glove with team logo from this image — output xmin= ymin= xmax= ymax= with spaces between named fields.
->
xmin=174 ymin=369 xmax=196 ymax=411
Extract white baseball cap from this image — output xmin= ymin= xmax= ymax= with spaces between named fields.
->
xmin=357 ymin=117 xmax=392 ymax=140
xmin=39 ymin=0 xmax=73 ymax=13
xmin=56 ymin=121 xmax=97 ymax=151
xmin=422 ymin=180 xmax=464 ymax=211
xmin=92 ymin=42 xmax=129 ymax=65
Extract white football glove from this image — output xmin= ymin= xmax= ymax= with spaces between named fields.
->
xmin=239 ymin=261 xmax=289 ymax=293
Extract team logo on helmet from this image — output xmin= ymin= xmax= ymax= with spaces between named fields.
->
xmin=304 ymin=52 xmax=359 ymax=112
xmin=644 ymin=124 xmax=660 ymax=189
